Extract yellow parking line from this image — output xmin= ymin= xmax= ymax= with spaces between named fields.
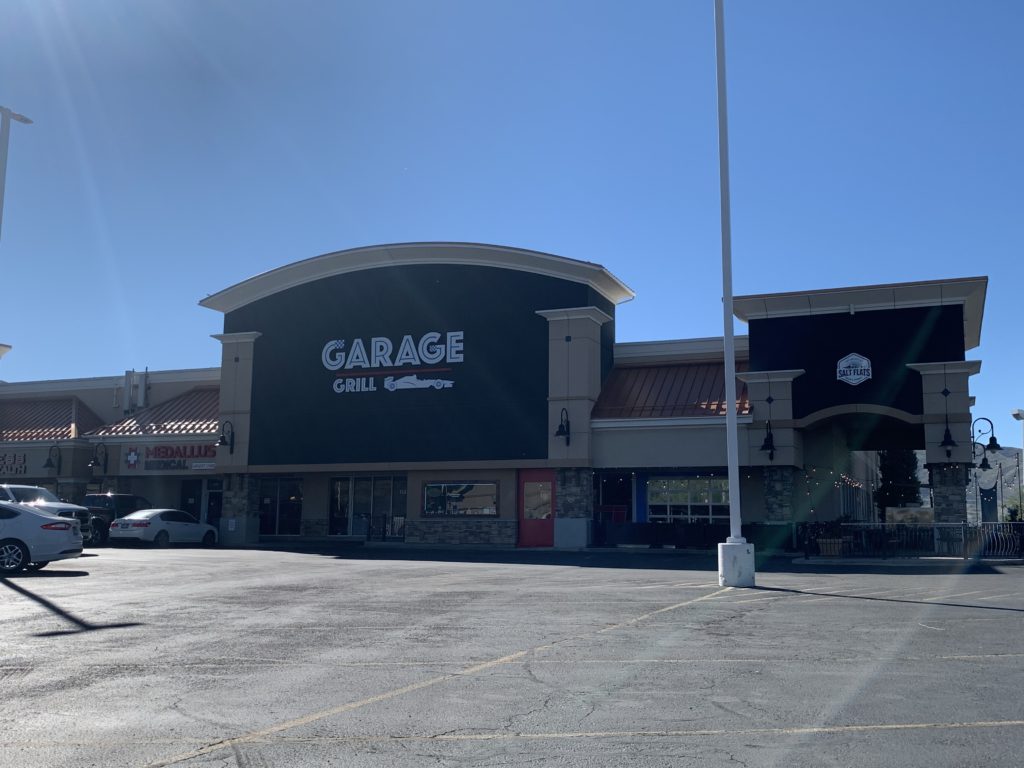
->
xmin=144 ymin=587 xmax=730 ymax=767
xmin=245 ymin=718 xmax=1024 ymax=743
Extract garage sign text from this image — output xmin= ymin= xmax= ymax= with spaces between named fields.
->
xmin=322 ymin=331 xmax=464 ymax=395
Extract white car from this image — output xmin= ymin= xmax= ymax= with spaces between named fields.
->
xmin=0 ymin=501 xmax=84 ymax=574
xmin=108 ymin=509 xmax=218 ymax=547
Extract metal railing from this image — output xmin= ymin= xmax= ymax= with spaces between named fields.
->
xmin=802 ymin=522 xmax=1024 ymax=560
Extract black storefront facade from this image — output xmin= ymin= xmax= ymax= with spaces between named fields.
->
xmin=0 ymin=243 xmax=989 ymax=548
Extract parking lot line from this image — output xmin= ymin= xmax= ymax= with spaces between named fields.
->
xmin=238 ymin=718 xmax=1024 ymax=744
xmin=142 ymin=586 xmax=730 ymax=767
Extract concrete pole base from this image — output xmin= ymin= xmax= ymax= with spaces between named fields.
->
xmin=718 ymin=540 xmax=756 ymax=587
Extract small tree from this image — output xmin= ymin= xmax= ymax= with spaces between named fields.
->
xmin=1004 ymin=489 xmax=1022 ymax=522
xmin=873 ymin=449 xmax=922 ymax=521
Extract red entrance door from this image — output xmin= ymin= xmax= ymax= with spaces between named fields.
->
xmin=518 ymin=469 xmax=555 ymax=547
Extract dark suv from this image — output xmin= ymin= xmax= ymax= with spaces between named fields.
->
xmin=82 ymin=493 xmax=152 ymax=545
xmin=0 ymin=484 xmax=94 ymax=543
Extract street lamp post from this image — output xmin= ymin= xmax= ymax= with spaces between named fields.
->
xmin=971 ymin=418 xmax=1002 ymax=523
xmin=0 ymin=104 xmax=33 ymax=242
xmin=1013 ymin=410 xmax=1024 ymax=518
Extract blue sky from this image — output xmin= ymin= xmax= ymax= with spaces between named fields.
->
xmin=1 ymin=0 xmax=1022 ymax=445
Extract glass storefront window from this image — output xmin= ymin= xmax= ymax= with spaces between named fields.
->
xmin=523 ymin=481 xmax=551 ymax=520
xmin=423 ymin=482 xmax=498 ymax=517
xmin=329 ymin=475 xmax=406 ymax=538
xmin=259 ymin=478 xmax=303 ymax=535
xmin=329 ymin=478 xmax=351 ymax=535
xmin=647 ymin=476 xmax=729 ymax=523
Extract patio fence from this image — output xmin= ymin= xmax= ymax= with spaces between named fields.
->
xmin=802 ymin=522 xmax=1024 ymax=560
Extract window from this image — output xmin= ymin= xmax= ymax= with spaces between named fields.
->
xmin=9 ymin=487 xmax=59 ymax=503
xmin=259 ymin=478 xmax=303 ymax=535
xmin=330 ymin=475 xmax=407 ymax=537
xmin=647 ymin=476 xmax=729 ymax=523
xmin=423 ymin=482 xmax=498 ymax=517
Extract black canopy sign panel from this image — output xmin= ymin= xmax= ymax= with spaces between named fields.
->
xmin=224 ymin=263 xmax=614 ymax=465
xmin=748 ymin=305 xmax=965 ymax=420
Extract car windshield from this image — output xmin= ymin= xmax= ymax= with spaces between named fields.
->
xmin=9 ymin=487 xmax=60 ymax=503
xmin=83 ymin=495 xmax=114 ymax=510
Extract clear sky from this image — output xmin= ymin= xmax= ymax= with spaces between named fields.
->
xmin=1 ymin=0 xmax=1022 ymax=445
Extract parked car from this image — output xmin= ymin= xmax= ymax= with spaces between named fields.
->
xmin=81 ymin=493 xmax=152 ymax=546
xmin=0 ymin=501 xmax=84 ymax=574
xmin=0 ymin=484 xmax=93 ymax=544
xmin=108 ymin=509 xmax=218 ymax=547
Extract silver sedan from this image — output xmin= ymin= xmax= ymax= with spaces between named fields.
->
xmin=108 ymin=509 xmax=218 ymax=547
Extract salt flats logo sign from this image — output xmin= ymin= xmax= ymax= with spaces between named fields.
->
xmin=322 ymin=331 xmax=464 ymax=394
xmin=836 ymin=353 xmax=872 ymax=386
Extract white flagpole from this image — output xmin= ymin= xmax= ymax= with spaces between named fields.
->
xmin=714 ymin=0 xmax=755 ymax=587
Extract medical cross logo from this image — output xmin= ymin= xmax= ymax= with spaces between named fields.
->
xmin=125 ymin=449 xmax=140 ymax=469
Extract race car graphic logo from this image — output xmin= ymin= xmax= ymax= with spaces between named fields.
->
xmin=384 ymin=375 xmax=455 ymax=392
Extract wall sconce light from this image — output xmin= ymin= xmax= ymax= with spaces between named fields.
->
xmin=217 ymin=420 xmax=235 ymax=455
xmin=42 ymin=444 xmax=62 ymax=474
xmin=939 ymin=370 xmax=958 ymax=459
xmin=939 ymin=415 xmax=958 ymax=458
xmin=759 ymin=420 xmax=776 ymax=461
xmin=554 ymin=408 xmax=571 ymax=446
xmin=87 ymin=442 xmax=109 ymax=474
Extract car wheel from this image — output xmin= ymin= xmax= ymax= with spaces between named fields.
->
xmin=154 ymin=530 xmax=170 ymax=548
xmin=202 ymin=531 xmax=216 ymax=547
xmin=89 ymin=520 xmax=110 ymax=547
xmin=0 ymin=539 xmax=29 ymax=574
xmin=25 ymin=561 xmax=49 ymax=572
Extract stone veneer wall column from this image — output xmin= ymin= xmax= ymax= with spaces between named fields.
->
xmin=930 ymin=463 xmax=970 ymax=523
xmin=220 ymin=474 xmax=261 ymax=546
xmin=762 ymin=466 xmax=795 ymax=522
xmin=213 ymin=331 xmax=261 ymax=547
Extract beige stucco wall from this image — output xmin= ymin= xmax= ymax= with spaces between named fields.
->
xmin=591 ymin=422 xmax=754 ymax=468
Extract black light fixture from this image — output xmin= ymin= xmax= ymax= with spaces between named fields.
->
xmin=554 ymin=408 xmax=570 ymax=446
xmin=217 ymin=420 xmax=235 ymax=454
xmin=973 ymin=445 xmax=992 ymax=472
xmin=759 ymin=420 xmax=776 ymax=461
xmin=88 ymin=442 xmax=108 ymax=474
xmin=759 ymin=393 xmax=776 ymax=462
xmin=939 ymin=367 xmax=957 ymax=458
xmin=971 ymin=416 xmax=1001 ymax=464
xmin=42 ymin=444 xmax=62 ymax=474
xmin=939 ymin=416 xmax=958 ymax=458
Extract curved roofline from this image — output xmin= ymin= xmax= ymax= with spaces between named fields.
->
xmin=199 ymin=242 xmax=636 ymax=314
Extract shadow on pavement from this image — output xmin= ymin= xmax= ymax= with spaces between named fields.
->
xmin=753 ymin=583 xmax=1024 ymax=613
xmin=1 ymin=577 xmax=144 ymax=636
xmin=249 ymin=543 xmax=1017 ymax=576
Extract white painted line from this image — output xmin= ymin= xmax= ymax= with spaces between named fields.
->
xmin=922 ymin=590 xmax=986 ymax=601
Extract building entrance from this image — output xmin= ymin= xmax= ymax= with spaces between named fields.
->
xmin=518 ymin=469 xmax=554 ymax=547
xmin=330 ymin=475 xmax=407 ymax=540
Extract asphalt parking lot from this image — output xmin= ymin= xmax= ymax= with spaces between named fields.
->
xmin=2 ymin=546 xmax=1023 ymax=768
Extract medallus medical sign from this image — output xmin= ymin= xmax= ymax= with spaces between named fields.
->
xmin=322 ymin=330 xmax=464 ymax=394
